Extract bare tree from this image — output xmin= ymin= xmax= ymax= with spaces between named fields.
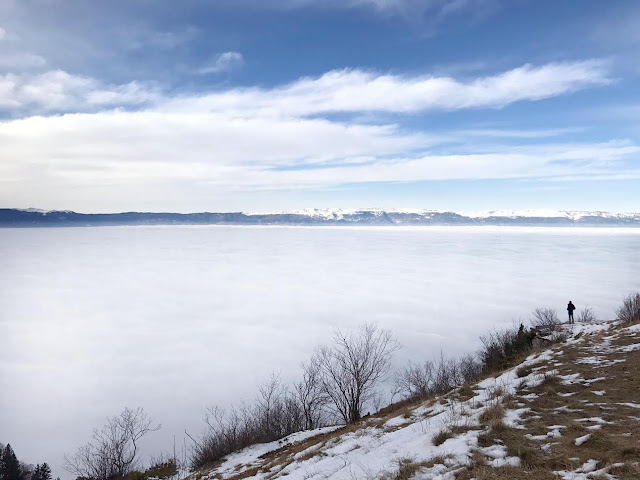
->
xmin=64 ymin=407 xmax=160 ymax=480
xmin=254 ymin=373 xmax=304 ymax=441
xmin=431 ymin=352 xmax=461 ymax=394
xmin=295 ymin=356 xmax=329 ymax=430
xmin=531 ymin=308 xmax=561 ymax=331
xmin=393 ymin=360 xmax=434 ymax=400
xmin=458 ymin=353 xmax=482 ymax=383
xmin=577 ymin=306 xmax=596 ymax=323
xmin=255 ymin=372 xmax=285 ymax=440
xmin=617 ymin=292 xmax=640 ymax=325
xmin=317 ymin=324 xmax=399 ymax=423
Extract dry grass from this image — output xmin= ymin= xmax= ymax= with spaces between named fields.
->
xmin=392 ymin=458 xmax=422 ymax=480
xmin=474 ymin=322 xmax=640 ymax=478
xmin=608 ymin=462 xmax=640 ymax=480
xmin=456 ymin=465 xmax=559 ymax=480
xmin=479 ymin=402 xmax=505 ymax=427
xmin=515 ymin=360 xmax=545 ymax=378
xmin=431 ymin=424 xmax=477 ymax=446
xmin=421 ymin=453 xmax=452 ymax=469
xmin=461 ymin=322 xmax=640 ymax=479
xmin=457 ymin=383 xmax=476 ymax=401
xmin=431 ymin=428 xmax=452 ymax=447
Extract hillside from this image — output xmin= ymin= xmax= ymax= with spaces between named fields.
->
xmin=187 ymin=321 xmax=640 ymax=480
xmin=2 ymin=208 xmax=640 ymax=227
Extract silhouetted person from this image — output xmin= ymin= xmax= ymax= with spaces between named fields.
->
xmin=567 ymin=301 xmax=576 ymax=324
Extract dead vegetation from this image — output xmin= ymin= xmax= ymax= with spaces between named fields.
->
xmin=466 ymin=320 xmax=640 ymax=479
xmin=188 ymin=294 xmax=640 ymax=480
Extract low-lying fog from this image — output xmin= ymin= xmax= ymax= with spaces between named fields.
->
xmin=1 ymin=225 xmax=638 ymax=477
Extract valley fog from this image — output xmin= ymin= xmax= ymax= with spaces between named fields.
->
xmin=1 ymin=225 xmax=638 ymax=478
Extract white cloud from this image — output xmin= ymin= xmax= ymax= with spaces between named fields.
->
xmin=0 ymin=70 xmax=158 ymax=112
xmin=18 ymin=70 xmax=95 ymax=109
xmin=86 ymin=81 xmax=160 ymax=106
xmin=0 ymin=27 xmax=6 ymax=41
xmin=171 ymin=61 xmax=612 ymax=117
xmin=0 ymin=60 xmax=610 ymax=116
xmin=198 ymin=51 xmax=244 ymax=74
xmin=0 ymin=59 xmax=629 ymax=211
xmin=0 ymin=103 xmax=637 ymax=210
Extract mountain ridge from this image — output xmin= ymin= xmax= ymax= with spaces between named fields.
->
xmin=1 ymin=208 xmax=640 ymax=227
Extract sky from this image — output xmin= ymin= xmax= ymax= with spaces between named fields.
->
xmin=0 ymin=0 xmax=639 ymax=213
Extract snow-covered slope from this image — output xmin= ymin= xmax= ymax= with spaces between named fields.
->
xmin=188 ymin=320 xmax=640 ymax=480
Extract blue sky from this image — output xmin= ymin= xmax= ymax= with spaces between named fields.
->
xmin=0 ymin=0 xmax=639 ymax=212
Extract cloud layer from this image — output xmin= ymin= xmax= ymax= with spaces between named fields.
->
xmin=0 ymin=60 xmax=636 ymax=211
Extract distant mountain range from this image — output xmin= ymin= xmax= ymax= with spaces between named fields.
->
xmin=1 ymin=208 xmax=639 ymax=227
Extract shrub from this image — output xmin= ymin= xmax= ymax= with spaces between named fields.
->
xmin=577 ymin=306 xmax=596 ymax=323
xmin=192 ymin=376 xmax=308 ymax=469
xmin=432 ymin=429 xmax=453 ymax=446
xmin=479 ymin=324 xmax=534 ymax=374
xmin=617 ymin=292 xmax=640 ymax=325
xmin=531 ymin=308 xmax=561 ymax=331
xmin=393 ymin=361 xmax=434 ymax=400
xmin=144 ymin=459 xmax=177 ymax=479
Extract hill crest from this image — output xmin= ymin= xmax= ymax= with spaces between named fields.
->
xmin=188 ymin=321 xmax=640 ymax=480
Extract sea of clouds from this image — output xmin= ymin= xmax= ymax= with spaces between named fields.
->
xmin=1 ymin=225 xmax=638 ymax=477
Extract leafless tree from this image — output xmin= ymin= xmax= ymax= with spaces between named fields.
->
xmin=317 ymin=324 xmax=399 ymax=423
xmin=577 ymin=306 xmax=596 ymax=323
xmin=64 ymin=407 xmax=159 ymax=480
xmin=617 ymin=292 xmax=640 ymax=325
xmin=255 ymin=372 xmax=285 ymax=440
xmin=531 ymin=307 xmax=561 ymax=331
xmin=255 ymin=373 xmax=304 ymax=441
xmin=295 ymin=356 xmax=329 ymax=430
xmin=393 ymin=360 xmax=434 ymax=400
xmin=431 ymin=353 xmax=461 ymax=394
xmin=458 ymin=353 xmax=482 ymax=383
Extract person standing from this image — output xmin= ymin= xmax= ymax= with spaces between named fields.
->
xmin=567 ymin=301 xmax=576 ymax=324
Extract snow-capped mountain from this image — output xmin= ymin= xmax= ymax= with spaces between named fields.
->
xmin=1 ymin=208 xmax=639 ymax=227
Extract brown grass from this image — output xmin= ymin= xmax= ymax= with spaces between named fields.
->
xmin=515 ymin=359 xmax=545 ymax=378
xmin=479 ymin=402 xmax=505 ymax=427
xmin=432 ymin=424 xmax=477 ymax=446
xmin=489 ymin=322 xmax=640 ymax=477
xmin=393 ymin=458 xmax=422 ymax=480
xmin=457 ymin=383 xmax=476 ymax=401
xmin=421 ymin=453 xmax=452 ymax=469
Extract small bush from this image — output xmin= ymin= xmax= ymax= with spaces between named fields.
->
xmin=479 ymin=324 xmax=535 ymax=374
xmin=479 ymin=403 xmax=505 ymax=427
xmin=123 ymin=472 xmax=145 ymax=480
xmin=617 ymin=292 xmax=640 ymax=325
xmin=432 ymin=429 xmax=453 ymax=446
xmin=457 ymin=384 xmax=475 ymax=400
xmin=577 ymin=306 xmax=596 ymax=323
xmin=422 ymin=454 xmax=451 ymax=469
xmin=531 ymin=308 xmax=561 ymax=331
xmin=394 ymin=458 xmax=421 ymax=480
xmin=144 ymin=460 xmax=177 ymax=479
xmin=515 ymin=364 xmax=533 ymax=378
